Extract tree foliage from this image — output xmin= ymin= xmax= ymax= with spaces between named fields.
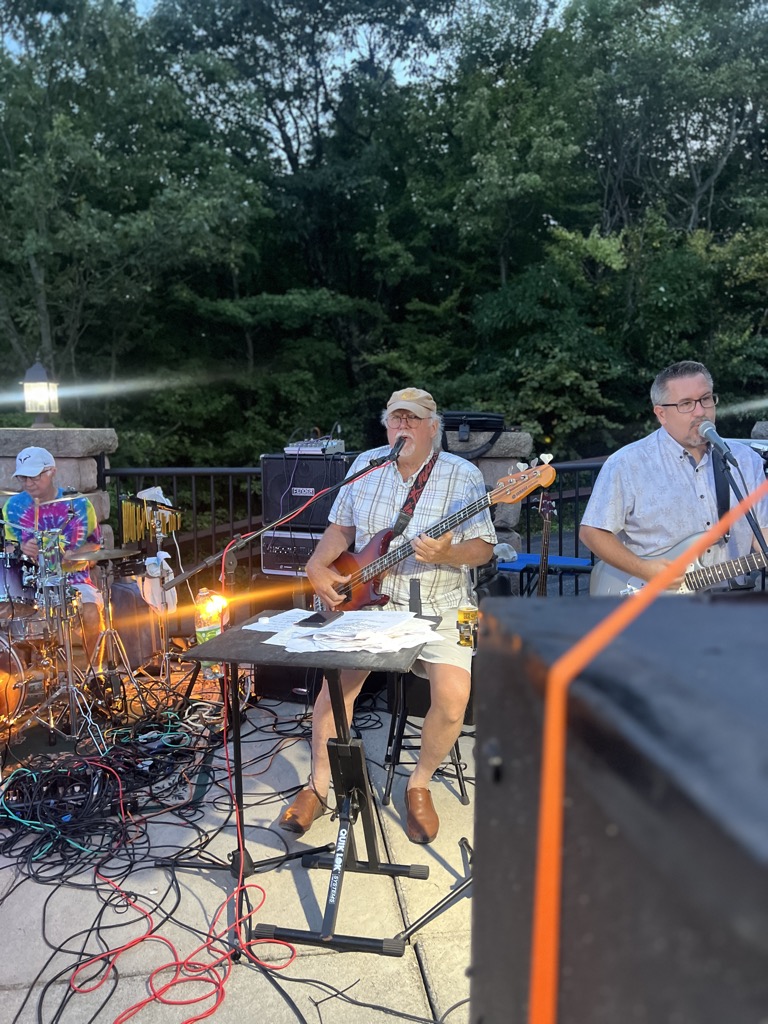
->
xmin=1 ymin=0 xmax=767 ymax=463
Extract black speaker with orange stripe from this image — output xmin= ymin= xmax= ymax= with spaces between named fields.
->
xmin=470 ymin=593 xmax=768 ymax=1024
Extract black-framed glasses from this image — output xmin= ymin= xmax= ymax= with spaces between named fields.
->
xmin=659 ymin=393 xmax=719 ymax=414
xmin=17 ymin=469 xmax=53 ymax=483
xmin=387 ymin=412 xmax=424 ymax=427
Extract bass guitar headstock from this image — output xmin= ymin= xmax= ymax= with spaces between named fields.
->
xmin=490 ymin=456 xmax=556 ymax=506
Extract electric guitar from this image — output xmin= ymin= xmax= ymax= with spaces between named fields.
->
xmin=536 ymin=495 xmax=556 ymax=597
xmin=589 ymin=533 xmax=768 ymax=596
xmin=329 ymin=464 xmax=556 ymax=610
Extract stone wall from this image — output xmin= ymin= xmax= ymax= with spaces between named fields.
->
xmin=443 ymin=428 xmax=535 ymax=547
xmin=0 ymin=427 xmax=119 ymax=547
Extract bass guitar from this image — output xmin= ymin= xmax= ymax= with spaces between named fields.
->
xmin=535 ymin=494 xmax=556 ymax=597
xmin=330 ymin=464 xmax=556 ymax=610
xmin=589 ymin=533 xmax=768 ymax=596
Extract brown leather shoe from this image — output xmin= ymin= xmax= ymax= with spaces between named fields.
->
xmin=404 ymin=787 xmax=439 ymax=844
xmin=279 ymin=788 xmax=325 ymax=835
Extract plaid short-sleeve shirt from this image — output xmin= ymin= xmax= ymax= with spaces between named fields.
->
xmin=329 ymin=448 xmax=496 ymax=615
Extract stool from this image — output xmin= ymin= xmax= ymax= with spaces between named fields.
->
xmin=382 ymin=670 xmax=472 ymax=807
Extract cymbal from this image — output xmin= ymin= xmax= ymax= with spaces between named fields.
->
xmin=64 ymin=546 xmax=141 ymax=563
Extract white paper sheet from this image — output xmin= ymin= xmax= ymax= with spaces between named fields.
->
xmin=259 ymin=610 xmax=439 ymax=654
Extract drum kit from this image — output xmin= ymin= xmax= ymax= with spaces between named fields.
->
xmin=0 ymin=491 xmax=184 ymax=749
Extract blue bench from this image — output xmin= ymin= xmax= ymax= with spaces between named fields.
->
xmin=498 ymin=555 xmax=593 ymax=596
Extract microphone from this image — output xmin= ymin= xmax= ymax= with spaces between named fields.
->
xmin=698 ymin=419 xmax=738 ymax=466
xmin=368 ymin=435 xmax=407 ymax=468
xmin=388 ymin=435 xmax=406 ymax=462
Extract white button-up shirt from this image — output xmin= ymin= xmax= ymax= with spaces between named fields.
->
xmin=582 ymin=427 xmax=768 ymax=566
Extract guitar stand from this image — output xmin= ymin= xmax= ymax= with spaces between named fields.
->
xmin=253 ymin=667 xmax=429 ymax=956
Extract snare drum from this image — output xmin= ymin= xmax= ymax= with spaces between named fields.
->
xmin=0 ymin=553 xmax=38 ymax=620
xmin=0 ymin=636 xmax=26 ymax=727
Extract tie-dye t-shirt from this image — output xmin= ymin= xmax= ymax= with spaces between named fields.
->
xmin=3 ymin=489 xmax=101 ymax=585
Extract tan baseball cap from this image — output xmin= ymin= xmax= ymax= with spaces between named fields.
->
xmin=386 ymin=388 xmax=437 ymax=417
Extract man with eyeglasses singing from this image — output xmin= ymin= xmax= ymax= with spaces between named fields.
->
xmin=279 ymin=387 xmax=496 ymax=844
xmin=581 ymin=360 xmax=768 ymax=594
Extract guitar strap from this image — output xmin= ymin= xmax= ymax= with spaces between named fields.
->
xmin=391 ymin=452 xmax=439 ymax=537
xmin=712 ymin=453 xmax=731 ymax=543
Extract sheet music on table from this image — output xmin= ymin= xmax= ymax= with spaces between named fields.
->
xmin=244 ymin=609 xmax=439 ymax=654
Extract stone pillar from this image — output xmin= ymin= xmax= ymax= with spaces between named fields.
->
xmin=443 ymin=428 xmax=535 ymax=548
xmin=0 ymin=427 xmax=119 ymax=547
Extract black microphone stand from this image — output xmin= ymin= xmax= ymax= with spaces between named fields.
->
xmin=161 ymin=446 xmax=402 ymax=596
xmin=160 ymin=542 xmax=334 ymax=962
xmin=714 ymin=450 xmax=768 ymax=560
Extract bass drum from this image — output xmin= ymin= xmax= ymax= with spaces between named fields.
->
xmin=0 ymin=636 xmax=26 ymax=728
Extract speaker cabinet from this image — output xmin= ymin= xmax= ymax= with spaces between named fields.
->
xmin=260 ymin=452 xmax=358 ymax=529
xmin=471 ymin=594 xmax=768 ymax=1024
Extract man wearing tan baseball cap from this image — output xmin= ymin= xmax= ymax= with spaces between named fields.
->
xmin=279 ymin=386 xmax=497 ymax=844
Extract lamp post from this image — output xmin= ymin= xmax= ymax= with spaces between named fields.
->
xmin=22 ymin=361 xmax=59 ymax=427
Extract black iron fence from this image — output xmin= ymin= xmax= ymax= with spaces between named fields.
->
xmin=105 ymin=459 xmax=604 ymax=597
xmin=105 ymin=466 xmax=265 ymax=598
xmin=105 ymin=457 xmax=767 ymax=602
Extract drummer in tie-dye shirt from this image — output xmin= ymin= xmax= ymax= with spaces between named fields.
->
xmin=3 ymin=447 xmax=104 ymax=660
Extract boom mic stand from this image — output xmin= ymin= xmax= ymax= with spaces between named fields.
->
xmin=715 ymin=451 xmax=768 ymax=561
xmin=161 ymin=444 xmax=404 ymax=600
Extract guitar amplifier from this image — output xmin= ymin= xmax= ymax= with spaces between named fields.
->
xmin=261 ymin=529 xmax=323 ymax=576
xmin=260 ymin=452 xmax=358 ymax=529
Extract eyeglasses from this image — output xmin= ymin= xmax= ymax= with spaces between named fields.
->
xmin=387 ymin=413 xmax=424 ymax=428
xmin=659 ymin=393 xmax=719 ymax=415
xmin=18 ymin=470 xmax=52 ymax=483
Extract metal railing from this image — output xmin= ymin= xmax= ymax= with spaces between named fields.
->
xmin=105 ymin=466 xmax=265 ymax=595
xmin=105 ymin=459 xmax=603 ymax=594
xmin=105 ymin=457 xmax=767 ymax=599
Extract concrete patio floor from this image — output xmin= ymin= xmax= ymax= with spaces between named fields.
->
xmin=0 ymin=681 xmax=476 ymax=1024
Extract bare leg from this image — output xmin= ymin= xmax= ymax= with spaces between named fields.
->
xmin=279 ymin=667 xmax=370 ymax=834
xmin=408 ymin=663 xmax=471 ymax=790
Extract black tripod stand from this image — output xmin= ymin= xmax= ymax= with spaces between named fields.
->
xmin=253 ymin=660 xmax=430 ymax=956
xmin=175 ymin=613 xmax=433 ymax=955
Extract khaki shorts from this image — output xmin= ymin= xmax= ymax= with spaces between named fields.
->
xmin=410 ymin=610 xmax=472 ymax=678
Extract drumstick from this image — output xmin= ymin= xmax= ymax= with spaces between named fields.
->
xmin=34 ymin=498 xmax=39 ymax=532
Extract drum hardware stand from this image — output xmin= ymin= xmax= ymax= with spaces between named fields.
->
xmin=12 ymin=530 xmax=106 ymax=752
xmin=83 ymin=562 xmax=144 ymax=721
xmin=14 ymin=594 xmax=106 ymax=753
xmin=134 ymin=505 xmax=191 ymax=696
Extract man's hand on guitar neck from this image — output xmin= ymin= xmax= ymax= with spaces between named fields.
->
xmin=411 ymin=531 xmax=455 ymax=565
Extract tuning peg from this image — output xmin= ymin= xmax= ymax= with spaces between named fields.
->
xmin=516 ymin=462 xmax=529 ymax=472
xmin=540 ymin=453 xmax=553 ymax=464
xmin=529 ymin=457 xmax=539 ymax=467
